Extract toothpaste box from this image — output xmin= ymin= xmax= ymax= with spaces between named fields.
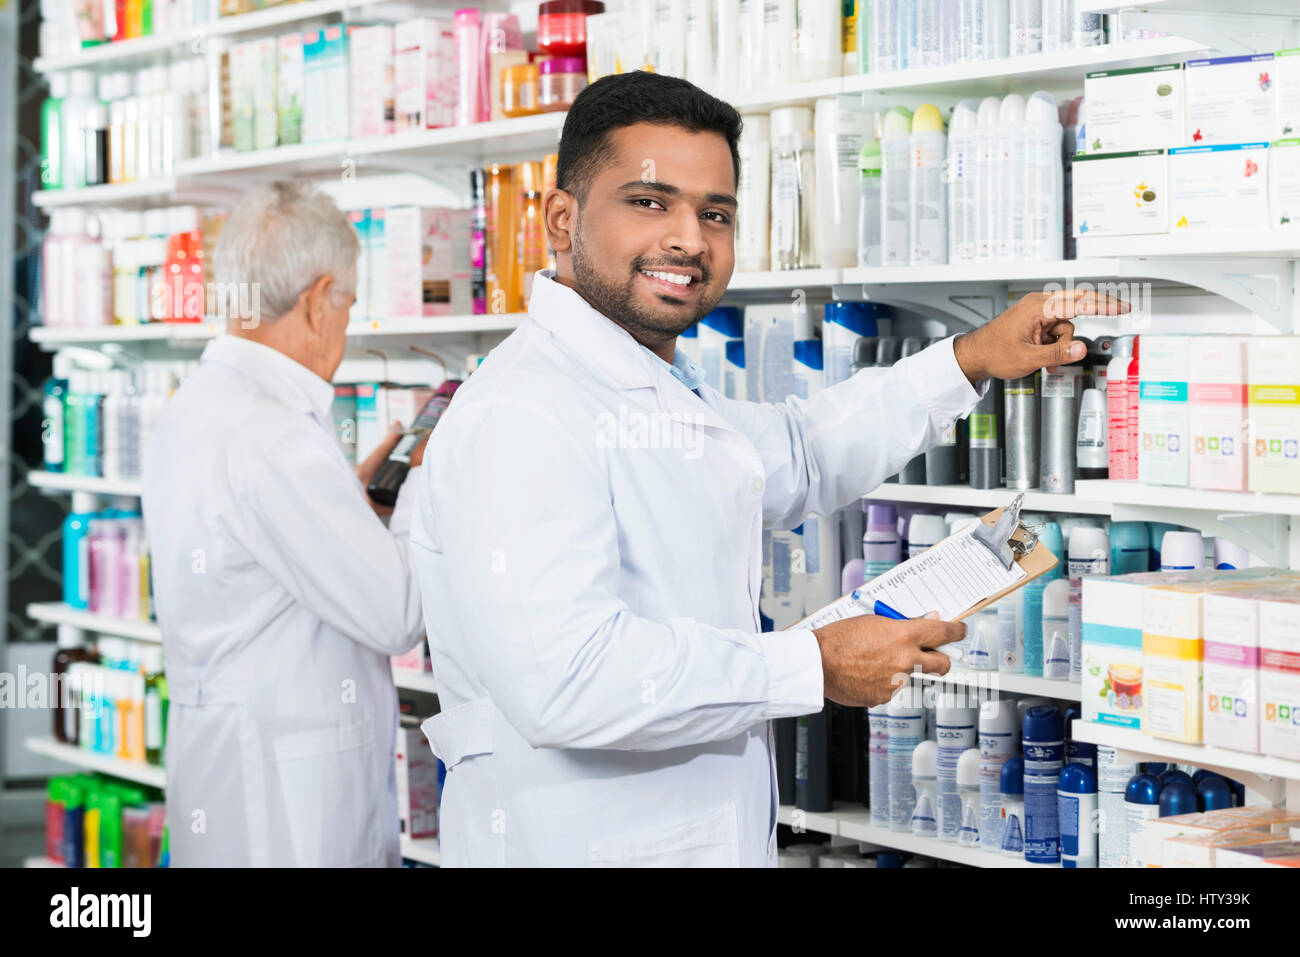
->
xmin=1071 ymin=150 xmax=1168 ymax=238
xmin=1169 ymin=143 xmax=1270 ymax=231
xmin=1246 ymin=336 xmax=1300 ymax=494
xmin=1278 ymin=49 xmax=1300 ymax=138
xmin=1138 ymin=336 xmax=1191 ymax=487
xmin=1270 ymin=138 xmax=1300 ymax=228
xmin=1083 ymin=64 xmax=1184 ymax=152
xmin=1165 ymin=829 xmax=1283 ymax=868
xmin=277 ymin=32 xmax=303 ymax=146
xmin=394 ymin=18 xmax=456 ymax=131
xmin=1202 ymin=590 xmax=1264 ymax=752
xmin=1185 ymin=54 xmax=1277 ymax=146
xmin=1145 ymin=811 xmax=1268 ymax=868
xmin=1215 ymin=839 xmax=1300 ymax=868
xmin=1258 ymin=592 xmax=1300 ymax=761
xmin=1188 ymin=336 xmax=1247 ymax=491
xmin=384 ymin=206 xmax=472 ymax=319
xmin=349 ymin=23 xmax=395 ymax=140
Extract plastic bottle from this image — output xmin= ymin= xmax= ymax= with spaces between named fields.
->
xmin=1008 ymin=0 xmax=1042 ymax=55
xmin=1196 ymin=775 xmax=1233 ymax=812
xmin=1022 ymin=705 xmax=1063 ymax=864
xmin=910 ymin=740 xmax=939 ymax=836
xmin=880 ymin=107 xmax=913 ymax=266
xmin=956 ymin=747 xmax=982 ymax=845
xmin=62 ymin=493 xmax=97 ymax=610
xmin=815 ymin=97 xmax=870 ymax=269
xmin=978 ymin=698 xmax=1020 ymax=850
xmin=1058 ymin=762 xmax=1098 ymax=867
xmin=906 ymin=513 xmax=947 ymax=559
xmin=965 ymin=610 xmax=998 ymax=671
xmin=42 ymin=356 xmax=71 ymax=473
xmin=1076 ymin=388 xmax=1108 ymax=479
xmin=53 ymin=626 xmax=96 ymax=745
xmin=1160 ymin=530 xmax=1205 ymax=571
xmin=994 ymin=94 xmax=1026 ymax=260
xmin=63 ymin=777 xmax=85 ymax=868
xmin=1037 ymin=578 xmax=1070 ymax=683
xmin=1158 ymin=779 xmax=1197 ymax=818
xmin=824 ymin=302 xmax=880 ymax=386
xmin=856 ymin=137 xmax=883 ymax=267
xmin=862 ymin=504 xmax=901 ymax=580
xmin=1109 ymin=521 xmax=1149 ymax=575
xmin=935 ymin=704 xmax=977 ymax=841
xmin=41 ymin=73 xmax=67 ymax=189
xmin=868 ymin=705 xmax=891 ymax=825
xmin=888 ymin=686 xmax=925 ymax=832
xmin=1123 ymin=770 xmax=1161 ymax=868
xmin=1004 ymin=372 xmax=1040 ymax=489
xmin=1123 ymin=339 xmax=1141 ymax=481
xmin=1040 ymin=364 xmax=1083 ymax=493
xmin=968 ymin=379 xmax=1002 ymax=489
xmin=770 ymin=106 xmax=818 ymax=270
xmin=999 ymin=755 xmax=1025 ymax=857
xmin=1105 ymin=338 xmax=1134 ymax=477
xmin=795 ymin=705 xmax=832 ymax=812
xmin=1020 ymin=520 xmax=1061 ymax=676
xmin=1213 ymin=537 xmax=1251 ymax=570
xmin=62 ymin=70 xmax=99 ymax=189
xmin=995 ymin=590 xmax=1024 ymax=674
xmin=1067 ymin=526 xmax=1108 ymax=682
xmin=1097 ymin=746 xmax=1139 ymax=867
xmin=869 ymin=0 xmax=902 ymax=72
xmin=973 ymin=96 xmax=1001 ymax=261
xmin=946 ymin=99 xmax=979 ymax=263
xmin=908 ymin=104 xmax=947 ymax=265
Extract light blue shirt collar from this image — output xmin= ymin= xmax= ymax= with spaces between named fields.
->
xmin=647 ymin=344 xmax=707 ymax=393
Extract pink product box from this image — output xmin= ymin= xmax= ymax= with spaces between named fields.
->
xmin=394 ymin=18 xmax=457 ymax=131
xmin=385 ymin=207 xmax=472 ymax=318
xmin=395 ymin=724 xmax=439 ymax=839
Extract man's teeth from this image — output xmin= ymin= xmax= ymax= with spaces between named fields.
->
xmin=642 ymin=270 xmax=693 ymax=286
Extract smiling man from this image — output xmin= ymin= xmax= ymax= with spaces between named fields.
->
xmin=411 ymin=71 xmax=1122 ymax=867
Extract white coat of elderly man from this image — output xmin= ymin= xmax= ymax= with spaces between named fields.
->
xmin=142 ymin=180 xmax=429 ymax=867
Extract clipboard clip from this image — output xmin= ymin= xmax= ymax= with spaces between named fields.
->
xmin=970 ymin=492 xmax=1039 ymax=570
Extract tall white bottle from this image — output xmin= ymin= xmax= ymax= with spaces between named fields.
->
xmin=974 ymin=96 xmax=1001 ymax=261
xmin=736 ymin=113 xmax=771 ymax=272
xmin=797 ymin=0 xmax=842 ymax=81
xmin=947 ymin=99 xmax=980 ymax=263
xmin=815 ymin=97 xmax=872 ymax=268
xmin=880 ymin=105 xmax=913 ymax=267
xmin=995 ymin=93 xmax=1027 ymax=261
xmin=769 ymin=106 xmax=817 ymax=270
xmin=1022 ymin=90 xmax=1064 ymax=261
xmin=908 ymin=103 xmax=948 ymax=265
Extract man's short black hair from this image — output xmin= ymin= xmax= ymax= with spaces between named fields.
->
xmin=556 ymin=70 xmax=743 ymax=202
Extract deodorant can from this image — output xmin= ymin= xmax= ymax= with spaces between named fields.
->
xmin=1023 ymin=705 xmax=1064 ymax=865
xmin=1004 ymin=372 xmax=1040 ymax=489
xmin=1040 ymin=365 xmax=1084 ymax=493
xmin=968 ymin=379 xmax=1003 ymax=489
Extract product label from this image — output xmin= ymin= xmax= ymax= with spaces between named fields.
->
xmin=969 ymin=412 xmax=998 ymax=449
xmin=1042 ymin=371 xmax=1076 ymax=399
xmin=1001 ymin=808 xmax=1024 ymax=855
xmin=911 ymin=791 xmax=937 ymax=836
xmin=958 ymin=800 xmax=981 ymax=846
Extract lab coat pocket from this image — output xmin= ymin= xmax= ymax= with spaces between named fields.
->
xmin=587 ymin=802 xmax=741 ymax=868
xmin=272 ymin=719 xmax=382 ymax=867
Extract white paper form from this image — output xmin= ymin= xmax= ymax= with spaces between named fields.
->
xmin=854 ymin=525 xmax=1027 ymax=620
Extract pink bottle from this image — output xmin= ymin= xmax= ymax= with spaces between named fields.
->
xmin=89 ymin=520 xmax=124 ymax=618
xmin=453 ymin=8 xmax=481 ymax=127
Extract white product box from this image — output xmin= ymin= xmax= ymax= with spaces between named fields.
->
xmin=1144 ymin=812 xmax=1266 ymax=869
xmin=230 ymin=42 xmax=254 ymax=152
xmin=1165 ymin=830 xmax=1282 ymax=868
xmin=1081 ymin=574 xmax=1149 ymax=730
xmin=1169 ymin=143 xmax=1269 ymax=231
xmin=1246 ymin=337 xmax=1300 ymax=494
xmin=394 ymin=723 xmax=439 ymax=839
xmin=1185 ymin=54 xmax=1277 ymax=146
xmin=1083 ymin=64 xmax=1183 ymax=152
xmin=1188 ymin=336 xmax=1247 ymax=491
xmin=394 ymin=18 xmax=456 ymax=131
xmin=301 ymin=29 xmax=325 ymax=144
xmin=1070 ymin=150 xmax=1168 ymax=238
xmin=1202 ymin=590 xmax=1263 ymax=753
xmin=249 ymin=37 xmax=278 ymax=152
xmin=368 ymin=208 xmax=387 ymax=320
xmin=349 ymin=24 xmax=395 ymax=140
xmin=384 ymin=207 xmax=472 ymax=318
xmin=1270 ymin=138 xmax=1300 ymax=229
xmin=1257 ymin=594 xmax=1300 ymax=761
xmin=1142 ymin=582 xmax=1206 ymax=743
xmin=1215 ymin=840 xmax=1300 ymax=868
xmin=1138 ymin=336 xmax=1191 ymax=487
xmin=303 ymin=25 xmax=350 ymax=143
xmin=277 ymin=32 xmax=304 ymax=146
xmin=1278 ymin=49 xmax=1300 ymax=139
xmin=348 ymin=209 xmax=369 ymax=322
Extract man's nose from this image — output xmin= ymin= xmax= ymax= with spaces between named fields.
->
xmin=661 ymin=207 xmax=705 ymax=258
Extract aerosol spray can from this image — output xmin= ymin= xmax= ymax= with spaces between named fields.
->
xmin=1004 ymin=372 xmax=1040 ymax=489
xmin=1040 ymin=365 xmax=1083 ymax=493
xmin=968 ymin=379 xmax=1003 ymax=489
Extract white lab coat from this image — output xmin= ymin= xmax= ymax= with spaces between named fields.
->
xmin=142 ymin=335 xmax=426 ymax=867
xmin=412 ymin=271 xmax=982 ymax=867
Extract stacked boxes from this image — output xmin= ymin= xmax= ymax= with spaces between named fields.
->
xmin=1246 ymin=337 xmax=1300 ymax=494
xmin=384 ymin=207 xmax=473 ymax=319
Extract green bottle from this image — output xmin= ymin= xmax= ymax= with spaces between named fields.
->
xmin=40 ymin=75 xmax=66 ymax=189
xmin=143 ymin=646 xmax=168 ymax=766
xmin=99 ymin=791 xmax=122 ymax=868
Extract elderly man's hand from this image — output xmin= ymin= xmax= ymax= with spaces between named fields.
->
xmin=953 ymin=288 xmax=1130 ymax=384
xmin=357 ymin=423 xmax=405 ymax=517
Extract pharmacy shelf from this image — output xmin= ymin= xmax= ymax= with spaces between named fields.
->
xmin=28 ymin=470 xmax=143 ymax=497
xmin=1077 ymin=233 xmax=1300 ymax=261
xmin=345 ymin=313 xmax=526 ymax=338
xmin=776 ymin=803 xmax=1043 ymax=868
xmin=726 ymin=269 xmax=843 ymax=293
xmin=841 ymin=259 xmax=1130 ymax=287
xmin=399 ymin=835 xmax=441 ymax=866
xmin=29 ymin=322 xmax=220 ymax=346
xmin=33 ymin=0 xmax=415 ymax=73
xmin=392 ymin=668 xmax=437 ymax=695
xmin=1074 ymin=479 xmax=1300 ymax=517
xmin=344 ymin=112 xmax=566 ymax=165
xmin=32 ymin=178 xmax=182 ymax=209
xmin=1071 ymin=721 xmax=1300 ymax=804
xmin=23 ymin=856 xmax=64 ymax=868
xmin=863 ymin=483 xmax=1112 ymax=516
xmin=27 ymin=603 xmax=162 ymax=643
xmin=25 ymin=737 xmax=166 ymax=789
xmin=913 ymin=668 xmax=1081 ymax=701
xmin=1079 ymin=0 xmax=1298 ymax=18
xmin=840 ymin=37 xmax=1208 ymax=98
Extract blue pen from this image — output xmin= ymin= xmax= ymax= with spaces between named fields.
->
xmin=873 ymin=600 xmax=908 ymax=620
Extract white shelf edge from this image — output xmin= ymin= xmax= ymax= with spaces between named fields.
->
xmin=863 ymin=483 xmax=1113 ymax=516
xmin=842 ymin=259 xmax=1128 ymax=286
xmin=23 ymin=856 xmax=65 ymax=868
xmin=392 ymin=668 xmax=438 ymax=694
xmin=27 ymin=602 xmax=162 ymax=642
xmin=776 ymin=803 xmax=1044 ymax=867
xmin=912 ymin=669 xmax=1082 ymax=701
xmin=1077 ymin=232 xmax=1300 ymax=260
xmin=1073 ymin=479 xmax=1300 ymax=517
xmin=398 ymin=835 xmax=441 ymax=866
xmin=29 ymin=471 xmax=143 ymax=497
xmin=25 ymin=737 xmax=166 ymax=788
xmin=1071 ymin=720 xmax=1300 ymax=783
xmin=33 ymin=178 xmax=180 ymax=208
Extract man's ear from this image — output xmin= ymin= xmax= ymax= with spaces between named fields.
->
xmin=543 ymin=188 xmax=575 ymax=252
xmin=302 ymin=274 xmax=335 ymax=335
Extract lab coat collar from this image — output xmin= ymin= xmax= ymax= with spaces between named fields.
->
xmin=201 ymin=334 xmax=336 ymax=422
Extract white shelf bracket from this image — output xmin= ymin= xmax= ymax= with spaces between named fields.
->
xmin=1120 ymin=258 xmax=1296 ymax=333
xmin=1108 ymin=744 xmax=1286 ymax=805
xmin=1112 ymin=504 xmax=1291 ymax=567
xmin=842 ymin=282 xmax=1008 ymax=329
xmin=1116 ymin=10 xmax=1299 ymax=56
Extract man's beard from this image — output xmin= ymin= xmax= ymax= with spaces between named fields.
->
xmin=570 ymin=224 xmax=717 ymax=342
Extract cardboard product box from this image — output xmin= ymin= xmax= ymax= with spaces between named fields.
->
xmin=277 ymin=32 xmax=304 ymax=146
xmin=316 ymin=24 xmax=350 ymax=142
xmin=1138 ymin=335 xmax=1191 ymax=487
xmin=394 ymin=723 xmax=439 ymax=839
xmin=1165 ymin=829 xmax=1283 ymax=868
xmin=249 ymin=36 xmax=278 ymax=152
xmin=1145 ymin=811 xmax=1268 ymax=868
xmin=1246 ymin=337 xmax=1300 ymax=494
xmin=394 ymin=18 xmax=456 ymax=130
xmin=1277 ymin=49 xmax=1300 ymax=138
xmin=1071 ymin=150 xmax=1168 ymax=238
xmin=354 ymin=382 xmax=385 ymax=462
xmin=301 ymin=30 xmax=326 ymax=143
xmin=1188 ymin=336 xmax=1247 ymax=491
xmin=349 ymin=23 xmax=395 ymax=139
xmin=1083 ymin=64 xmax=1184 ymax=152
xmin=1185 ymin=54 xmax=1277 ymax=146
xmin=368 ymin=208 xmax=388 ymax=321
xmin=384 ymin=207 xmax=472 ymax=319
xmin=1270 ymin=138 xmax=1300 ymax=228
xmin=1202 ymin=590 xmax=1264 ymax=753
xmin=1142 ymin=581 xmax=1208 ymax=742
xmin=1215 ymin=839 xmax=1300 ymax=868
xmin=1258 ymin=592 xmax=1300 ymax=761
xmin=1082 ymin=575 xmax=1149 ymax=729
xmin=230 ymin=42 xmax=255 ymax=152
xmin=347 ymin=209 xmax=370 ymax=322
xmin=1169 ymin=143 xmax=1270 ymax=231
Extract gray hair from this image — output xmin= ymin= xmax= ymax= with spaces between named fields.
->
xmin=213 ymin=180 xmax=359 ymax=321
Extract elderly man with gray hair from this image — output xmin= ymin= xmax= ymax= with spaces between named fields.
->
xmin=142 ymin=181 xmax=429 ymax=867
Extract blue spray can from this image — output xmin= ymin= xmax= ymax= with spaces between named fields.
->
xmin=1023 ymin=705 xmax=1064 ymax=864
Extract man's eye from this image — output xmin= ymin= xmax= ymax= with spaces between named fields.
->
xmin=632 ymin=198 xmax=666 ymax=210
xmin=704 ymin=211 xmax=731 ymax=225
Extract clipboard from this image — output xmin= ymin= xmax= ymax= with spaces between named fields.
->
xmin=790 ymin=492 xmax=1060 ymax=632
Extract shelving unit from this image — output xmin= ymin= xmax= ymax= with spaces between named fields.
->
xmin=863 ymin=483 xmax=1111 ymax=516
xmin=399 ymin=835 xmax=441 ymax=866
xmin=26 ymin=737 xmax=166 ymax=788
xmin=28 ymin=470 xmax=144 ymax=496
xmin=26 ymin=602 xmax=161 ymax=642
xmin=776 ymin=803 xmax=1044 ymax=868
xmin=914 ymin=668 xmax=1081 ymax=701
xmin=392 ymin=668 xmax=437 ymax=695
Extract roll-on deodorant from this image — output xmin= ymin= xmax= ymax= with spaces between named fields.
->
xmin=1059 ymin=762 xmax=1099 ymax=867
